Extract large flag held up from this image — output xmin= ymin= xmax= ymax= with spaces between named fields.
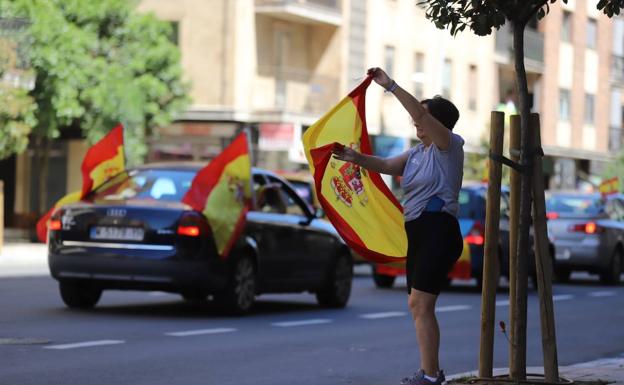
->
xmin=181 ymin=132 xmax=252 ymax=258
xmin=36 ymin=125 xmax=126 ymax=242
xmin=81 ymin=124 xmax=125 ymax=199
xmin=302 ymin=76 xmax=407 ymax=263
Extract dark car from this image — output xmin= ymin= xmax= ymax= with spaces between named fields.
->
xmin=546 ymin=192 xmax=624 ymax=284
xmin=47 ymin=164 xmax=353 ymax=314
xmin=372 ymin=183 xmax=541 ymax=289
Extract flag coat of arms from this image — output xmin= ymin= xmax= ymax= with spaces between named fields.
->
xmin=302 ymin=76 xmax=407 ymax=263
xmin=36 ymin=125 xmax=126 ymax=242
xmin=81 ymin=124 xmax=125 ymax=199
xmin=182 ymin=132 xmax=252 ymax=258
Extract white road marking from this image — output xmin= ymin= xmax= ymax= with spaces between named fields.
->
xmin=588 ymin=291 xmax=616 ymax=297
xmin=435 ymin=305 xmax=471 ymax=312
xmin=496 ymin=300 xmax=510 ymax=307
xmin=44 ymin=340 xmax=125 ymax=350
xmin=148 ymin=291 xmax=171 ymax=297
xmin=359 ymin=311 xmax=407 ymax=319
xmin=165 ymin=328 xmax=237 ymax=337
xmin=271 ymin=319 xmax=332 ymax=327
xmin=552 ymin=294 xmax=574 ymax=301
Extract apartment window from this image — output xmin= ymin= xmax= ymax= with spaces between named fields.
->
xmin=587 ymin=18 xmax=597 ymax=49
xmin=442 ymin=58 xmax=452 ymax=99
xmin=562 ymin=11 xmax=572 ymax=42
xmin=468 ymin=65 xmax=477 ymax=111
xmin=413 ymin=52 xmax=425 ymax=99
xmin=168 ymin=21 xmax=179 ymax=46
xmin=585 ymin=94 xmax=595 ymax=124
xmin=384 ymin=45 xmax=395 ymax=79
xmin=559 ymin=89 xmax=570 ymax=121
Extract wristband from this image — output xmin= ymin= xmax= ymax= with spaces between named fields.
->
xmin=384 ymin=80 xmax=398 ymax=93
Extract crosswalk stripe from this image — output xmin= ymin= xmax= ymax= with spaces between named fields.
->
xmin=272 ymin=319 xmax=332 ymax=327
xmin=165 ymin=328 xmax=237 ymax=337
xmin=359 ymin=311 xmax=407 ymax=319
xmin=44 ymin=340 xmax=125 ymax=350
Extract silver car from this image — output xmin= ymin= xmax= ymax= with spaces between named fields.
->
xmin=546 ymin=192 xmax=624 ymax=285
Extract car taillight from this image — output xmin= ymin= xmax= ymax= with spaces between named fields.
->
xmin=49 ymin=219 xmax=62 ymax=231
xmin=177 ymin=212 xmax=202 ymax=237
xmin=569 ymin=222 xmax=603 ymax=234
xmin=177 ymin=225 xmax=200 ymax=237
xmin=546 ymin=212 xmax=559 ymax=220
xmin=465 ymin=221 xmax=485 ymax=245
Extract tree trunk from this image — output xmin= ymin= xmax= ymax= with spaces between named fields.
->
xmin=510 ymin=20 xmax=532 ymax=381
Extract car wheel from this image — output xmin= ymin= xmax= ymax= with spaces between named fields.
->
xmin=372 ymin=266 xmax=396 ymax=288
xmin=215 ymin=256 xmax=256 ymax=315
xmin=316 ymin=253 xmax=353 ymax=308
xmin=600 ymin=248 xmax=623 ymax=285
xmin=59 ymin=280 xmax=102 ymax=309
xmin=554 ymin=267 xmax=571 ymax=283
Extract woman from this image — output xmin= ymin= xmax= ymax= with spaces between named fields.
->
xmin=332 ymin=67 xmax=464 ymax=385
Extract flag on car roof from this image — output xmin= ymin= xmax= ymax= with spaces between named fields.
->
xmin=35 ymin=190 xmax=82 ymax=243
xmin=182 ymin=132 xmax=252 ymax=258
xmin=302 ymin=76 xmax=407 ymax=263
xmin=81 ymin=124 xmax=125 ymax=199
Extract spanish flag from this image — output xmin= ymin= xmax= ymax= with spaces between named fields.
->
xmin=182 ymin=132 xmax=252 ymax=258
xmin=35 ymin=190 xmax=82 ymax=243
xmin=302 ymin=76 xmax=407 ymax=263
xmin=81 ymin=124 xmax=125 ymax=199
xmin=36 ymin=125 xmax=126 ymax=242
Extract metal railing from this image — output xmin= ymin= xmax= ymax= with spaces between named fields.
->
xmin=255 ymin=0 xmax=341 ymax=11
xmin=256 ymin=65 xmax=340 ymax=114
xmin=495 ymin=24 xmax=544 ymax=68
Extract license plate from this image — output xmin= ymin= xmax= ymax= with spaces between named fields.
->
xmin=90 ymin=226 xmax=145 ymax=241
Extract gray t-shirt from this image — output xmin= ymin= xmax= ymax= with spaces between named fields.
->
xmin=401 ymin=133 xmax=465 ymax=221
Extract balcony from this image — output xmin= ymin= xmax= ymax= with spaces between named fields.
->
xmin=611 ymin=55 xmax=624 ymax=85
xmin=254 ymin=65 xmax=339 ymax=116
xmin=255 ymin=0 xmax=342 ymax=26
xmin=495 ymin=23 xmax=544 ymax=73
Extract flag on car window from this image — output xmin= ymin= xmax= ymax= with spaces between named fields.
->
xmin=35 ymin=190 xmax=82 ymax=243
xmin=182 ymin=132 xmax=252 ymax=258
xmin=302 ymin=76 xmax=407 ymax=263
xmin=81 ymin=124 xmax=125 ymax=199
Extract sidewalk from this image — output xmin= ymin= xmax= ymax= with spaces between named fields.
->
xmin=0 ymin=242 xmax=49 ymax=277
xmin=448 ymin=356 xmax=624 ymax=384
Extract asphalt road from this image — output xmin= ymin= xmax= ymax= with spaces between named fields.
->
xmin=1 ymin=269 xmax=623 ymax=385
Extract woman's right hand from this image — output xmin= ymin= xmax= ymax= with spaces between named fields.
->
xmin=331 ymin=143 xmax=360 ymax=164
xmin=367 ymin=67 xmax=392 ymax=89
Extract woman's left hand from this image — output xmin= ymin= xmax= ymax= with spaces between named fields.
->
xmin=367 ymin=67 xmax=392 ymax=89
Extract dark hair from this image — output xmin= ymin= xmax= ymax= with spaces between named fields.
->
xmin=420 ymin=95 xmax=460 ymax=131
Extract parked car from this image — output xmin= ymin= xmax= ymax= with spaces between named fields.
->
xmin=546 ymin=191 xmax=623 ymax=284
xmin=47 ymin=164 xmax=353 ymax=314
xmin=372 ymin=183 xmax=543 ymax=289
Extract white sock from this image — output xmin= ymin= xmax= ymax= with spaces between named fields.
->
xmin=424 ymin=374 xmax=438 ymax=382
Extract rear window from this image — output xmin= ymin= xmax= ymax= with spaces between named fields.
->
xmin=546 ymin=195 xmax=604 ymax=216
xmin=90 ymin=169 xmax=195 ymax=202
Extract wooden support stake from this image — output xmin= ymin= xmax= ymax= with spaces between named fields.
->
xmin=478 ymin=111 xmax=504 ymax=378
xmin=508 ymin=115 xmax=520 ymax=372
xmin=530 ymin=114 xmax=559 ymax=382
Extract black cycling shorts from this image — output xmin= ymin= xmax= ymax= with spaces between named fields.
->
xmin=405 ymin=212 xmax=464 ymax=295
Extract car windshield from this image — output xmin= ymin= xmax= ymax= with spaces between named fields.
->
xmin=90 ymin=169 xmax=196 ymax=202
xmin=457 ymin=189 xmax=482 ymax=219
xmin=546 ymin=195 xmax=604 ymax=216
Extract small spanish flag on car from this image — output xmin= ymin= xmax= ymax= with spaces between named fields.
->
xmin=302 ymin=76 xmax=407 ymax=264
xmin=36 ymin=125 xmax=126 ymax=243
xmin=81 ymin=124 xmax=125 ymax=199
xmin=182 ymin=132 xmax=252 ymax=258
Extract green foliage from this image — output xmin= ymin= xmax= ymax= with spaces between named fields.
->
xmin=0 ymin=0 xmax=189 ymax=164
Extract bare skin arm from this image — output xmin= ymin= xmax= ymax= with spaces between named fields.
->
xmin=331 ymin=145 xmax=409 ymax=176
xmin=368 ymin=67 xmax=452 ymax=151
